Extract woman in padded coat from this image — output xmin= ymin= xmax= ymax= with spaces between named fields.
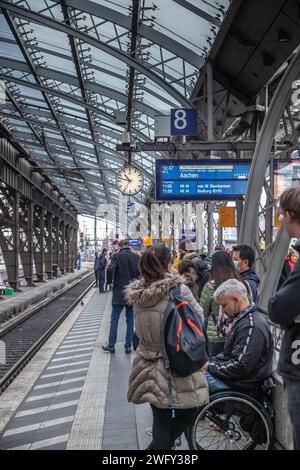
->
xmin=125 ymin=245 xmax=209 ymax=450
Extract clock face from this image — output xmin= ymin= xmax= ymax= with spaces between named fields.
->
xmin=116 ymin=166 xmax=144 ymax=195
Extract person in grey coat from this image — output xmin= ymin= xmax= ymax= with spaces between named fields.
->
xmin=125 ymin=245 xmax=209 ymax=450
xmin=102 ymin=240 xmax=140 ymax=354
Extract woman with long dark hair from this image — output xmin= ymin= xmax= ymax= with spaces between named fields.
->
xmin=200 ymin=250 xmax=252 ymax=355
xmin=125 ymin=245 xmax=209 ymax=450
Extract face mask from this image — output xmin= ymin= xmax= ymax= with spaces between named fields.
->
xmin=192 ymin=274 xmax=198 ymax=282
xmin=233 ymin=260 xmax=239 ymax=269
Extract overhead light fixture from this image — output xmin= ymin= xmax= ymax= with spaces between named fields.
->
xmin=278 ymin=29 xmax=291 ymax=42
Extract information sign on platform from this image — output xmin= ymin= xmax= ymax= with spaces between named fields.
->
xmin=219 ymin=207 xmax=236 ymax=227
xmin=171 ymin=109 xmax=198 ymax=136
xmin=155 ymin=159 xmax=251 ymax=201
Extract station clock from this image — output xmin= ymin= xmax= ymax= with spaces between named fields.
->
xmin=116 ymin=166 xmax=144 ymax=195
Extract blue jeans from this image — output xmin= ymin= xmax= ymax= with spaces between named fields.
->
xmin=99 ymin=270 xmax=106 ymax=292
xmin=108 ymin=304 xmax=134 ymax=349
xmin=205 ymin=372 xmax=231 ymax=394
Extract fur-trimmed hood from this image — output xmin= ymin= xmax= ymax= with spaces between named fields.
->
xmin=125 ymin=273 xmax=184 ymax=308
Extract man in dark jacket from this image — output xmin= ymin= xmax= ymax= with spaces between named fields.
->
xmin=98 ymin=248 xmax=108 ymax=293
xmin=232 ymin=244 xmax=260 ymax=303
xmin=102 ymin=240 xmax=140 ymax=354
xmin=268 ymin=187 xmax=300 ymax=449
xmin=93 ymin=252 xmax=100 ymax=287
xmin=203 ymin=279 xmax=273 ymax=393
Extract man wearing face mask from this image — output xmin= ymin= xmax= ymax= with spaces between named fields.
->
xmin=202 ymin=279 xmax=273 ymax=394
xmin=232 ymin=244 xmax=260 ymax=303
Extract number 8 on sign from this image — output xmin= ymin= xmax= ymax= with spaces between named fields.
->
xmin=171 ymin=108 xmax=198 ymax=136
xmin=174 ymin=109 xmax=187 ymax=130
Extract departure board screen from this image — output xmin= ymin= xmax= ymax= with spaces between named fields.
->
xmin=155 ymin=160 xmax=251 ymax=201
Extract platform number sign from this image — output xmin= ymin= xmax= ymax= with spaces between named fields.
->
xmin=171 ymin=108 xmax=198 ymax=136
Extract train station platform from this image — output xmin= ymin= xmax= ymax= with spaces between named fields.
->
xmin=0 ymin=289 xmax=186 ymax=450
xmin=0 ymin=268 xmax=92 ymax=324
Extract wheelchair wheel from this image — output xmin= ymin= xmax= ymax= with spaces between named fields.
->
xmin=188 ymin=392 xmax=274 ymax=450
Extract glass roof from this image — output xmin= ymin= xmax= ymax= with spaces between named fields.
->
xmin=0 ymin=0 xmax=231 ymax=215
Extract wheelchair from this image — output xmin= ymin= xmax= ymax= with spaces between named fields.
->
xmin=186 ymin=378 xmax=275 ymax=450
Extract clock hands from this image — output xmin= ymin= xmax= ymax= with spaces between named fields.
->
xmin=117 ymin=177 xmax=131 ymax=183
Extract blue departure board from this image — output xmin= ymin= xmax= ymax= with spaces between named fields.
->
xmin=155 ymin=160 xmax=251 ymax=201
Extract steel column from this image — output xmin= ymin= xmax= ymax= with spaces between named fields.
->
xmin=44 ymin=212 xmax=53 ymax=279
xmin=33 ymin=206 xmax=45 ymax=282
xmin=65 ymin=224 xmax=72 ymax=273
xmin=58 ymin=219 xmax=66 ymax=275
xmin=19 ymin=199 xmax=33 ymax=286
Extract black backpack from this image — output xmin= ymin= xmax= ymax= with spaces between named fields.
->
xmin=161 ymin=286 xmax=211 ymax=378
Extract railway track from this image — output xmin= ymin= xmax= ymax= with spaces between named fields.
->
xmin=0 ymin=271 xmax=95 ymax=395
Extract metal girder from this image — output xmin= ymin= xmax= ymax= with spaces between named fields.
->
xmin=0 ymin=73 xmax=153 ymax=142
xmin=3 ymin=12 xmax=102 ymax=210
xmin=5 ymin=93 xmax=92 ymax=214
xmin=66 ymin=0 xmax=205 ymax=68
xmin=0 ymin=56 xmax=160 ymax=117
xmin=171 ymin=0 xmax=221 ymax=27
xmin=0 ymin=45 xmax=189 ymax=95
xmin=239 ymin=47 xmax=300 ymax=307
xmin=1 ymin=111 xmax=122 ymax=143
xmin=61 ymin=0 xmax=109 ymax=201
xmin=32 ymin=205 xmax=45 ymax=281
xmin=17 ymin=135 xmax=154 ymax=176
xmin=116 ymin=141 xmax=257 ymax=153
xmin=0 ymin=1 xmax=192 ymax=108
xmin=0 ymin=188 xmax=20 ymax=290
xmin=44 ymin=211 xmax=53 ymax=279
xmin=19 ymin=198 xmax=34 ymax=286
xmin=127 ymin=0 xmax=141 ymax=138
xmin=58 ymin=219 xmax=66 ymax=275
xmin=239 ymin=48 xmax=300 ymax=245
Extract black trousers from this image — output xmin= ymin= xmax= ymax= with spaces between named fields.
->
xmin=285 ymin=379 xmax=300 ymax=450
xmin=149 ymin=404 xmax=198 ymax=450
xmin=94 ymin=269 xmax=99 ymax=286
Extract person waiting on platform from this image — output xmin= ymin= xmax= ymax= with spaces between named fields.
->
xmin=125 ymin=245 xmax=208 ymax=450
xmin=98 ymin=248 xmax=108 ymax=293
xmin=179 ymin=259 xmax=201 ymax=302
xmin=94 ymin=252 xmax=100 ymax=287
xmin=102 ymin=240 xmax=140 ymax=354
xmin=200 ymin=251 xmax=252 ymax=356
xmin=232 ymin=244 xmax=260 ymax=303
xmin=202 ymin=279 xmax=273 ymax=394
xmin=269 ymin=187 xmax=300 ymax=450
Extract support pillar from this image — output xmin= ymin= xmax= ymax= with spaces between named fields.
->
xmin=207 ymin=204 xmax=214 ymax=255
xmin=236 ymin=200 xmax=244 ymax=242
xmin=44 ymin=212 xmax=53 ymax=279
xmin=19 ymin=199 xmax=33 ymax=286
xmin=33 ymin=205 xmax=45 ymax=282
xmin=58 ymin=219 xmax=66 ymax=275
xmin=65 ymin=224 xmax=72 ymax=273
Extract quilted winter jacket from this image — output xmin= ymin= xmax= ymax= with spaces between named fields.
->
xmin=200 ymin=282 xmax=225 ymax=344
xmin=125 ymin=273 xmax=209 ymax=409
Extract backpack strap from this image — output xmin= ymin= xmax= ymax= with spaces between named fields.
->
xmin=160 ymin=287 xmax=181 ymax=409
